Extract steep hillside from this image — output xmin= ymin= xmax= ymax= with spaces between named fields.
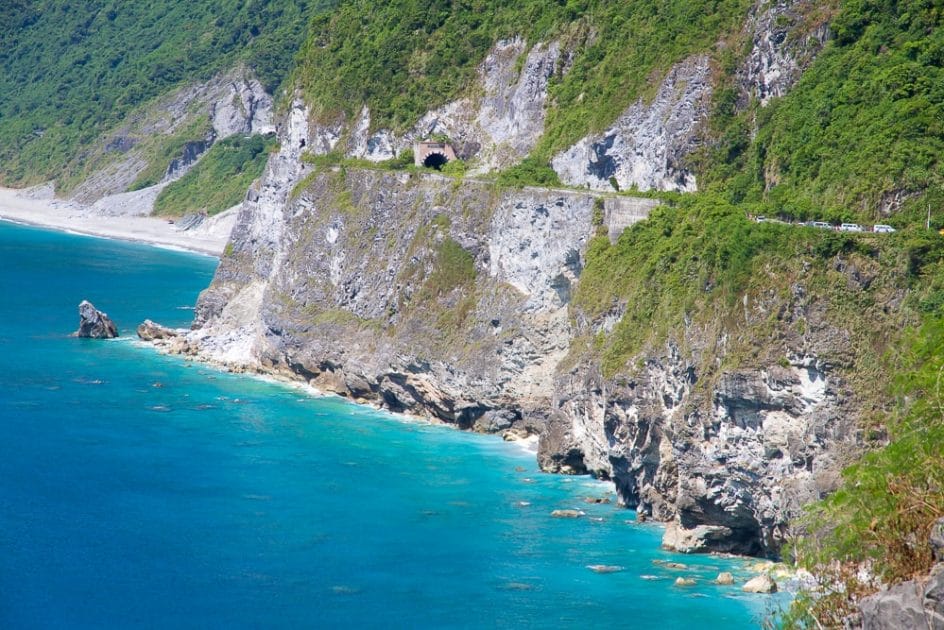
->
xmin=0 ymin=0 xmax=331 ymax=188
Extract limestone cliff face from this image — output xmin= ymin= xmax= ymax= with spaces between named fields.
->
xmin=552 ymin=55 xmax=712 ymax=194
xmin=191 ymin=102 xmax=604 ymax=427
xmin=176 ymin=11 xmax=856 ymax=558
xmin=178 ymin=97 xmax=871 ymax=560
xmin=342 ymin=37 xmax=565 ymax=174
xmin=737 ymin=0 xmax=833 ymax=107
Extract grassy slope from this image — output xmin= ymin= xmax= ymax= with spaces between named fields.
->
xmin=0 ymin=0 xmax=332 ymax=187
xmin=153 ymin=134 xmax=278 ymax=217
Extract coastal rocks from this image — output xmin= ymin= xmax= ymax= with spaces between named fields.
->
xmin=662 ymin=522 xmax=735 ymax=554
xmin=859 ymin=566 xmax=944 ymax=630
xmin=551 ymin=509 xmax=584 ymax=519
xmin=136 ymin=319 xmax=182 ymax=341
xmin=551 ymin=55 xmax=712 ymax=193
xmin=742 ymin=574 xmax=778 ymax=594
xmin=73 ymin=300 xmax=118 ymax=338
xmin=674 ymin=577 xmax=697 ymax=587
xmin=716 ymin=572 xmax=735 ymax=585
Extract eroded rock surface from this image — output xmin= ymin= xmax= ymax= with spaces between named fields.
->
xmin=552 ymin=55 xmax=711 ymax=193
xmin=73 ymin=300 xmax=118 ymax=339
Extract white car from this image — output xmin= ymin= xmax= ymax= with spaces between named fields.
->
xmin=839 ymin=223 xmax=863 ymax=232
xmin=811 ymin=221 xmax=832 ymax=229
xmin=873 ymin=224 xmax=896 ymax=233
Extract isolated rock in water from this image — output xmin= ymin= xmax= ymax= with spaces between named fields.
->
xmin=742 ymin=574 xmax=777 ymax=594
xmin=73 ymin=300 xmax=118 ymax=338
xmin=551 ymin=509 xmax=584 ymax=519
xmin=137 ymin=319 xmax=181 ymax=341
xmin=715 ymin=572 xmax=735 ymax=585
xmin=586 ymin=565 xmax=624 ymax=574
xmin=674 ymin=577 xmax=696 ymax=587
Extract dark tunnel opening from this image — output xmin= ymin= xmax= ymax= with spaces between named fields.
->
xmin=423 ymin=152 xmax=449 ymax=170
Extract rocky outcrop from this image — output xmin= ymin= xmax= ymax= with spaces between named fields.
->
xmin=164 ymin=65 xmax=884 ymax=559
xmin=737 ymin=0 xmax=832 ymax=107
xmin=857 ymin=518 xmax=944 ymax=629
xmin=136 ymin=319 xmax=182 ymax=341
xmin=552 ymin=55 xmax=712 ymax=193
xmin=742 ymin=574 xmax=778 ymax=594
xmin=859 ymin=566 xmax=944 ymax=629
xmin=73 ymin=300 xmax=118 ymax=338
xmin=68 ymin=67 xmax=273 ymax=211
xmin=346 ymin=38 xmax=565 ymax=173
xmin=151 ymin=13 xmax=895 ymax=560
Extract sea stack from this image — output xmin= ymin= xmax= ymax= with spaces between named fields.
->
xmin=73 ymin=300 xmax=118 ymax=338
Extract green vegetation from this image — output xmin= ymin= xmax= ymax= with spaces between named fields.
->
xmin=0 ymin=0 xmax=333 ymax=187
xmin=128 ymin=116 xmax=213 ymax=192
xmin=495 ymin=157 xmax=562 ymax=188
xmin=153 ymin=134 xmax=278 ymax=217
xmin=297 ymin=0 xmax=751 ymax=153
xmin=576 ymin=197 xmax=816 ymax=375
xmin=421 ymin=237 xmax=477 ymax=300
xmin=703 ymin=0 xmax=944 ymax=221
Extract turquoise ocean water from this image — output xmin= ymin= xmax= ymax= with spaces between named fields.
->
xmin=0 ymin=221 xmax=781 ymax=628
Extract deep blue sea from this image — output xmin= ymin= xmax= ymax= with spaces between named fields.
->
xmin=0 ymin=221 xmax=781 ymax=628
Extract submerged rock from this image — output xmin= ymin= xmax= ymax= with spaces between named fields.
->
xmin=742 ymin=574 xmax=777 ymax=594
xmin=73 ymin=300 xmax=118 ymax=338
xmin=586 ymin=564 xmax=624 ymax=574
xmin=551 ymin=509 xmax=584 ymax=519
xmin=674 ymin=577 xmax=697 ymax=587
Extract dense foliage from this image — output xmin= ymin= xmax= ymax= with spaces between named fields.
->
xmin=0 ymin=0 xmax=331 ymax=186
xmin=705 ymin=0 xmax=944 ymax=221
xmin=153 ymin=134 xmax=278 ymax=217
xmin=296 ymin=0 xmax=751 ymax=150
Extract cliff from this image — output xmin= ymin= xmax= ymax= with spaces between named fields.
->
xmin=171 ymin=78 xmax=909 ymax=561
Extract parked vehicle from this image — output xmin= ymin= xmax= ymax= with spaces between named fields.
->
xmin=811 ymin=221 xmax=832 ymax=229
xmin=873 ymin=224 xmax=896 ymax=233
xmin=755 ymin=216 xmax=767 ymax=223
xmin=839 ymin=223 xmax=863 ymax=232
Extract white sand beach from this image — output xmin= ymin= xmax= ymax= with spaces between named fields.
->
xmin=0 ymin=186 xmax=235 ymax=256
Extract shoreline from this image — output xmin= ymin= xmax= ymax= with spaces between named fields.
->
xmin=0 ymin=186 xmax=230 ymax=257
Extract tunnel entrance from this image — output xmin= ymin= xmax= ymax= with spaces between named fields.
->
xmin=414 ymin=141 xmax=457 ymax=169
xmin=422 ymin=152 xmax=449 ymax=170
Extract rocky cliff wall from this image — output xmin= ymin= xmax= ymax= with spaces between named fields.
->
xmin=169 ymin=98 xmax=884 ymax=560
xmin=168 ymin=5 xmax=856 ymax=559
